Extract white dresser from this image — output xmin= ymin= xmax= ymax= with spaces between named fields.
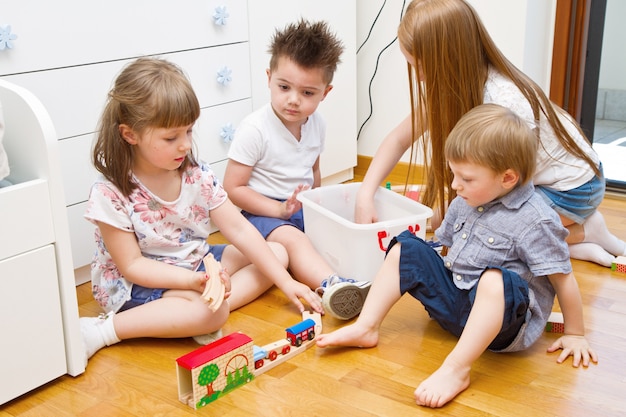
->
xmin=0 ymin=79 xmax=84 ymax=404
xmin=0 ymin=0 xmax=254 ymax=271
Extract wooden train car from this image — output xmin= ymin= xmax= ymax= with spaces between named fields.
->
xmin=285 ymin=318 xmax=316 ymax=347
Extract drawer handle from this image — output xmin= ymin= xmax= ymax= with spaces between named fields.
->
xmin=0 ymin=25 xmax=18 ymax=50
xmin=220 ymin=123 xmax=235 ymax=144
xmin=213 ymin=6 xmax=230 ymax=26
xmin=216 ymin=66 xmax=232 ymax=86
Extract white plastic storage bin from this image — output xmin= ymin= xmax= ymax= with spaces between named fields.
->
xmin=297 ymin=183 xmax=433 ymax=282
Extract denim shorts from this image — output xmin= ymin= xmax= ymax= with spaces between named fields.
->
xmin=241 ymin=205 xmax=304 ymax=239
xmin=535 ymin=165 xmax=605 ymax=224
xmin=391 ymin=231 xmax=529 ymax=351
xmin=118 ymin=244 xmax=227 ymax=312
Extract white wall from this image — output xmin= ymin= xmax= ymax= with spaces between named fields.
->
xmin=356 ymin=0 xmax=557 ymax=161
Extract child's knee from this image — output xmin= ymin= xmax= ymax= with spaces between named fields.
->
xmin=267 ymin=241 xmax=289 ymax=266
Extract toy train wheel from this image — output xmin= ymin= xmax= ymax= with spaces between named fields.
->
xmin=255 ymin=359 xmax=264 ymax=369
xmin=281 ymin=345 xmax=290 ymax=355
xmin=268 ymin=350 xmax=278 ymax=361
xmin=308 ymin=330 xmax=315 ymax=341
xmin=295 ymin=336 xmax=302 ymax=347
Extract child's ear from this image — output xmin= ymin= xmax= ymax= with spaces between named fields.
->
xmin=501 ymin=169 xmax=520 ymax=189
xmin=321 ymin=84 xmax=333 ymax=100
xmin=266 ymin=68 xmax=271 ymax=85
xmin=119 ymin=124 xmax=137 ymax=145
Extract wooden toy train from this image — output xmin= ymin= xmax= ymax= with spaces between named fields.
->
xmin=176 ymin=312 xmax=321 ymax=409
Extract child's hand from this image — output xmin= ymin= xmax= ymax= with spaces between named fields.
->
xmin=218 ymin=267 xmax=232 ymax=301
xmin=281 ymin=184 xmax=310 ymax=219
xmin=355 ymin=199 xmax=377 ymax=224
xmin=279 ymin=279 xmax=324 ymax=315
xmin=547 ymin=335 xmax=598 ymax=367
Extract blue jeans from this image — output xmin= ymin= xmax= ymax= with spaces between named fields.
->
xmin=241 ymin=204 xmax=304 ymax=238
xmin=391 ymin=231 xmax=529 ymax=351
xmin=535 ymin=164 xmax=605 ymax=224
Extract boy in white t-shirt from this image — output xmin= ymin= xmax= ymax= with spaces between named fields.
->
xmin=224 ymin=19 xmax=369 ymax=320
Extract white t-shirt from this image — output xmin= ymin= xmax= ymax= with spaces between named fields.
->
xmin=483 ymin=68 xmax=600 ymax=191
xmin=84 ymin=162 xmax=227 ymax=312
xmin=227 ymin=103 xmax=326 ymax=200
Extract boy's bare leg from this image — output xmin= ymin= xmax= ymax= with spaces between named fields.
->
xmin=414 ymin=268 xmax=505 ymax=408
xmin=315 ymin=244 xmax=403 ymax=348
xmin=268 ymin=225 xmax=336 ymax=288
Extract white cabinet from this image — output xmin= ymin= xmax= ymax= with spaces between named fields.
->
xmin=0 ymin=79 xmax=84 ymax=404
xmin=1 ymin=0 xmax=252 ymax=270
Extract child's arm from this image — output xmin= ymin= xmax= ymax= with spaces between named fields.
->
xmin=210 ymin=198 xmax=323 ymax=314
xmin=312 ymin=156 xmax=321 ymax=188
xmin=546 ymin=272 xmax=598 ymax=367
xmin=223 ymin=159 xmax=303 ymax=220
xmin=96 ymin=221 xmax=210 ymax=293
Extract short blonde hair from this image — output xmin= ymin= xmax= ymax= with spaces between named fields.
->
xmin=445 ymin=104 xmax=537 ymax=186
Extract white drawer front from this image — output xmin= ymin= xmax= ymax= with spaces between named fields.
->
xmin=0 ymin=179 xmax=54 ymax=260
xmin=2 ymin=43 xmax=251 ymax=141
xmin=0 ymin=0 xmax=248 ymax=75
xmin=58 ymin=134 xmax=99 ymax=206
xmin=67 ymin=202 xmax=96 ymax=269
xmin=195 ymin=99 xmax=252 ymax=165
xmin=0 ymin=245 xmax=67 ymax=404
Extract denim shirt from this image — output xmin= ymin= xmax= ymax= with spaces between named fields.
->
xmin=435 ymin=182 xmax=572 ymax=351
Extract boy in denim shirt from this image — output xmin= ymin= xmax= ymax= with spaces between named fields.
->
xmin=317 ymin=104 xmax=597 ymax=408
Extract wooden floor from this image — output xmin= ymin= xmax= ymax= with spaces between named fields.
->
xmin=3 ymin=194 xmax=626 ymax=416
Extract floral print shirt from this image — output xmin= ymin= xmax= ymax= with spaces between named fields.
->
xmin=84 ymin=162 xmax=227 ymax=312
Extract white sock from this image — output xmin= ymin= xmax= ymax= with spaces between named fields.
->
xmin=192 ymin=329 xmax=223 ymax=345
xmin=568 ymin=242 xmax=616 ymax=267
xmin=582 ymin=211 xmax=626 ymax=256
xmin=80 ymin=312 xmax=121 ymax=363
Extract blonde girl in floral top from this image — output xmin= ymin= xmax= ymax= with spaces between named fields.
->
xmin=80 ymin=57 xmax=323 ymax=367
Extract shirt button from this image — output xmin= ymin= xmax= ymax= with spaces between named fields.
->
xmin=478 ymin=206 xmax=484 ymax=212
xmin=462 ymin=233 xmax=467 ymax=239
xmin=456 ymin=275 xmax=462 ymax=281
xmin=488 ymin=237 xmax=495 ymax=244
xmin=446 ymin=261 xmax=451 ymax=268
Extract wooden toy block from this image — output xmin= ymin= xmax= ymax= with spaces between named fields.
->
xmin=201 ymin=253 xmax=225 ymax=312
xmin=611 ymin=256 xmax=626 ymax=273
xmin=176 ymin=332 xmax=255 ymax=409
xmin=545 ymin=311 xmax=564 ymax=333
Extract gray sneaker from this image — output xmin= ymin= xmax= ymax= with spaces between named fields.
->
xmin=316 ymin=275 xmax=371 ymax=320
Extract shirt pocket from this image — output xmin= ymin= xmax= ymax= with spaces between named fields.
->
xmin=467 ymin=225 xmax=513 ymax=268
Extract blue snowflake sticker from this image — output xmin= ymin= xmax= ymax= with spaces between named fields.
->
xmin=213 ymin=6 xmax=230 ymax=26
xmin=220 ymin=123 xmax=235 ymax=144
xmin=216 ymin=66 xmax=232 ymax=86
xmin=0 ymin=25 xmax=18 ymax=50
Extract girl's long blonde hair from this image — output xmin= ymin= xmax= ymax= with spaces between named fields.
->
xmin=398 ymin=0 xmax=599 ymax=218
xmin=93 ymin=57 xmax=201 ymax=196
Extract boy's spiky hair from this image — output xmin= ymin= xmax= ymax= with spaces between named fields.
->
xmin=268 ymin=19 xmax=344 ymax=84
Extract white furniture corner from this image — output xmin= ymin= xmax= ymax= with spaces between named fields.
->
xmin=0 ymin=79 xmax=85 ymax=405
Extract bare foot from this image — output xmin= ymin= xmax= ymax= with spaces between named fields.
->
xmin=413 ymin=361 xmax=471 ymax=408
xmin=315 ymin=323 xmax=379 ymax=348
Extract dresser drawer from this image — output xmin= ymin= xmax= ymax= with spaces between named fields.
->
xmin=195 ymin=99 xmax=253 ymax=165
xmin=0 ymin=245 xmax=67 ymax=404
xmin=3 ymin=43 xmax=251 ymax=141
xmin=0 ymin=0 xmax=248 ymax=75
xmin=0 ymin=179 xmax=54 ymax=260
